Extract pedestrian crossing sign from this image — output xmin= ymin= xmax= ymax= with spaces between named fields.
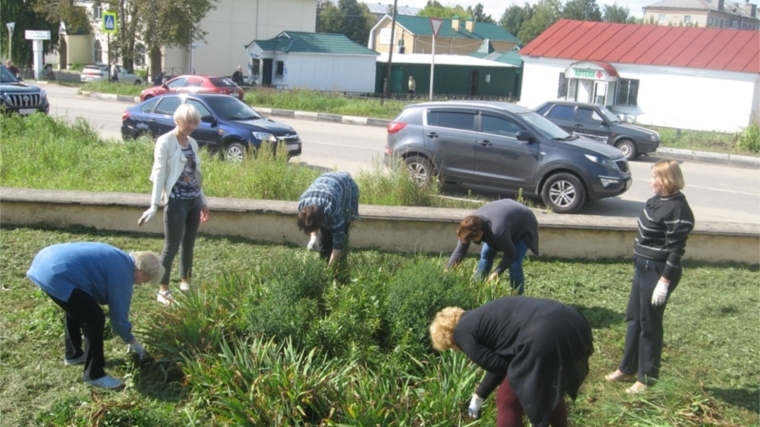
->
xmin=102 ymin=12 xmax=117 ymax=33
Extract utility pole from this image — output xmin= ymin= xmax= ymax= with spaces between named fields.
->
xmin=383 ymin=0 xmax=398 ymax=99
xmin=6 ymin=22 xmax=14 ymax=61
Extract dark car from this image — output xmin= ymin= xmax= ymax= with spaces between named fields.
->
xmin=535 ymin=101 xmax=660 ymax=160
xmin=121 ymin=93 xmax=301 ymax=160
xmin=385 ymin=101 xmax=632 ymax=213
xmin=139 ymin=75 xmax=244 ymax=102
xmin=0 ymin=65 xmax=49 ymax=115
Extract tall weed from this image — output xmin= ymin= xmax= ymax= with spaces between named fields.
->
xmin=735 ymin=123 xmax=760 ymax=154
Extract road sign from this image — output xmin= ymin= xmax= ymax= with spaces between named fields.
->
xmin=102 ymin=12 xmax=117 ymax=34
xmin=25 ymin=30 xmax=50 ymax=40
xmin=6 ymin=22 xmax=14 ymax=34
xmin=430 ymin=18 xmax=443 ymax=39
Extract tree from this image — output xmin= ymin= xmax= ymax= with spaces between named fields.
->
xmin=602 ymin=4 xmax=634 ymax=23
xmin=562 ymin=0 xmax=602 ymax=22
xmin=518 ymin=0 xmax=562 ymax=44
xmin=417 ymin=1 xmax=470 ymax=19
xmin=499 ymin=3 xmax=534 ymax=41
xmin=1 ymin=0 xmax=62 ymax=68
xmin=467 ymin=4 xmax=495 ymax=23
xmin=316 ymin=0 xmax=374 ymax=45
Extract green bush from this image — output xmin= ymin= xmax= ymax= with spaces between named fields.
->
xmin=735 ymin=123 xmax=760 ymax=154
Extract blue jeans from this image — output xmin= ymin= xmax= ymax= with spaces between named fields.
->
xmin=475 ymin=239 xmax=529 ymax=295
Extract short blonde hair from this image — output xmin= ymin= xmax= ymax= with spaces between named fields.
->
xmin=652 ymin=160 xmax=685 ymax=195
xmin=429 ymin=306 xmax=465 ymax=351
xmin=131 ymin=251 xmax=164 ymax=284
xmin=174 ymin=103 xmax=201 ymax=125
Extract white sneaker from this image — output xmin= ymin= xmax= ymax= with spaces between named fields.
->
xmin=157 ymin=290 xmax=174 ymax=305
xmin=64 ymin=353 xmax=87 ymax=366
xmin=84 ymin=375 xmax=124 ymax=390
xmin=180 ymin=282 xmax=191 ymax=292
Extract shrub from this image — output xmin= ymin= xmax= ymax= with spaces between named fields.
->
xmin=735 ymin=123 xmax=760 ymax=154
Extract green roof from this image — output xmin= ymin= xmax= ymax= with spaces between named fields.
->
xmin=249 ymin=31 xmax=378 ymax=55
xmin=393 ymin=15 xmax=520 ymax=44
xmin=470 ymin=50 xmax=523 ymax=67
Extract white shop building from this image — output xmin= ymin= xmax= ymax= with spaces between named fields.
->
xmin=519 ymin=19 xmax=760 ymax=132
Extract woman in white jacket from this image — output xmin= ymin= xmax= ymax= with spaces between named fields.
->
xmin=138 ymin=104 xmax=209 ymax=305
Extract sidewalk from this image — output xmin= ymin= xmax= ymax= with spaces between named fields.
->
xmin=81 ymin=90 xmax=760 ymax=169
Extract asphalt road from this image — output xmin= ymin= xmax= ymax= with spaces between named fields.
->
xmin=43 ymin=83 xmax=760 ymax=225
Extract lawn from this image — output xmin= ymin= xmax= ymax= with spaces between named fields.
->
xmin=0 ymin=225 xmax=757 ymax=426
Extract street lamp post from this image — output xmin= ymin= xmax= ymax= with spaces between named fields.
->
xmin=6 ymin=22 xmax=14 ymax=61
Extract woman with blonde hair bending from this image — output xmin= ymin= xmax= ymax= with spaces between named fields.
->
xmin=605 ymin=160 xmax=694 ymax=394
xmin=138 ymin=103 xmax=210 ymax=305
xmin=430 ymin=297 xmax=593 ymax=427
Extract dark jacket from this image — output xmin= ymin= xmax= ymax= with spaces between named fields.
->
xmin=454 ymin=297 xmax=594 ymax=427
xmin=231 ymin=70 xmax=244 ymax=86
xmin=446 ymin=199 xmax=539 ymax=273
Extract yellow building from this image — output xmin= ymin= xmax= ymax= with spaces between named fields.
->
xmin=643 ymin=0 xmax=759 ymax=29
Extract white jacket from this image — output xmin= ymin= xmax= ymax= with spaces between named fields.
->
xmin=149 ymin=132 xmax=207 ymax=206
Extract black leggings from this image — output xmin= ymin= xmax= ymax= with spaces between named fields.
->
xmin=47 ymin=288 xmax=107 ymax=381
xmin=160 ymin=196 xmax=203 ymax=285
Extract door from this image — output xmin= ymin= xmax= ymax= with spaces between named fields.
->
xmin=593 ymin=81 xmax=608 ymax=105
xmin=573 ymin=107 xmax=610 ymax=143
xmin=185 ymin=98 xmax=221 ymax=151
xmin=470 ymin=70 xmax=479 ymax=95
xmin=262 ymin=59 xmax=273 ymax=86
xmin=425 ymin=109 xmax=477 ymax=182
xmin=151 ymin=96 xmax=183 ymax=136
xmin=472 ymin=114 xmax=539 ymax=190
xmin=544 ymin=104 xmax=576 ymax=134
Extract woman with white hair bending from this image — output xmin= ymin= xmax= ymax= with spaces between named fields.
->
xmin=138 ymin=104 xmax=210 ymax=305
xmin=430 ymin=297 xmax=594 ymax=427
xmin=27 ymin=242 xmax=164 ymax=389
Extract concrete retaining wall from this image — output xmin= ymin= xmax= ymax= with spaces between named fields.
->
xmin=1 ymin=187 xmax=758 ymax=265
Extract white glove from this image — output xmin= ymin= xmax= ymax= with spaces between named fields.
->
xmin=468 ymin=393 xmax=484 ymax=419
xmin=127 ymin=340 xmax=148 ymax=360
xmin=138 ymin=205 xmax=158 ymax=226
xmin=651 ymin=280 xmax=669 ymax=306
xmin=307 ymin=233 xmax=321 ymax=251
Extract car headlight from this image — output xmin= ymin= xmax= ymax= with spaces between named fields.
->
xmin=650 ymin=133 xmax=659 ymax=142
xmin=40 ymin=89 xmax=47 ymax=100
xmin=252 ymin=132 xmax=275 ymax=142
xmin=585 ymin=154 xmax=616 ymax=168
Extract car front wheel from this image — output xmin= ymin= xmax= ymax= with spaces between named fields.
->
xmin=615 ymin=139 xmax=637 ymax=160
xmin=225 ymin=142 xmax=247 ymax=162
xmin=541 ymin=173 xmax=586 ymax=214
xmin=404 ymin=155 xmax=433 ymax=183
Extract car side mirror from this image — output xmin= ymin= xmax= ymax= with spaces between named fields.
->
xmin=515 ymin=130 xmax=534 ymax=142
xmin=201 ymin=115 xmax=217 ymax=125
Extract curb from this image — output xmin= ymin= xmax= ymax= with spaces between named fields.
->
xmin=81 ymin=90 xmax=758 ymax=169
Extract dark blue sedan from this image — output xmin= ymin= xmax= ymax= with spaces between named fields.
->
xmin=121 ymin=93 xmax=301 ymax=160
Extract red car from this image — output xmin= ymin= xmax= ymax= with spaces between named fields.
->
xmin=139 ymin=74 xmax=244 ymax=102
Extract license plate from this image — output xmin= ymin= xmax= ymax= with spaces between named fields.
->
xmin=286 ymin=143 xmax=299 ymax=151
xmin=19 ymin=108 xmax=36 ymax=115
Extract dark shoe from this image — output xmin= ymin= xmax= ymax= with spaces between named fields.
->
xmin=63 ymin=353 xmax=86 ymax=366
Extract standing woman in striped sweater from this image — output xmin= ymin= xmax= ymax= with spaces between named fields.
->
xmin=605 ymin=160 xmax=694 ymax=394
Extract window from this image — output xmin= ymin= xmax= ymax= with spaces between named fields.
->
xmin=252 ymin=59 xmax=260 ymax=75
xmin=93 ymin=6 xmax=102 ymax=20
xmin=167 ymin=77 xmax=187 ymax=88
xmin=557 ymin=73 xmax=568 ymax=98
xmin=427 ymin=111 xmax=476 ymax=131
xmin=547 ymin=105 xmax=575 ymax=121
xmin=275 ymin=61 xmax=284 ymax=77
xmin=684 ymin=15 xmax=691 ymax=24
xmin=185 ymin=78 xmax=203 ymax=87
xmin=481 ymin=115 xmax=524 ymax=137
xmin=155 ymin=97 xmax=182 ymax=116
xmin=139 ymin=97 xmax=160 ymax=113
xmin=577 ymin=108 xmax=604 ymax=125
xmin=187 ymin=99 xmax=213 ymax=118
xmin=94 ymin=40 xmax=102 ymax=63
xmin=615 ymin=78 xmax=639 ymax=106
xmin=535 ymin=104 xmax=552 ymax=116
xmin=659 ymin=14 xmax=666 ymax=22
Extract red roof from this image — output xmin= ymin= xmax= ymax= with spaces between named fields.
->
xmin=521 ymin=19 xmax=760 ymax=73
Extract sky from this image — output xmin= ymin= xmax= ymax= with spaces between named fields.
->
xmin=391 ymin=0 xmax=649 ymax=19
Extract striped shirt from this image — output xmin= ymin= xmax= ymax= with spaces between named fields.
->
xmin=634 ymin=192 xmax=695 ymax=280
xmin=297 ymin=172 xmax=360 ymax=250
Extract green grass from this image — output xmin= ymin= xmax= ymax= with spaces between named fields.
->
xmin=0 ymin=225 xmax=757 ymax=426
xmin=80 ymin=81 xmax=149 ymax=96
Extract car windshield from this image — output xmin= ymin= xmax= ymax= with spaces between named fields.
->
xmin=0 ymin=67 xmax=18 ymax=83
xmin=598 ymin=106 xmax=620 ymax=123
xmin=206 ymin=97 xmax=261 ymax=121
xmin=518 ymin=111 xmax=574 ymax=140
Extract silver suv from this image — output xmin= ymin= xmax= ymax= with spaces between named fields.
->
xmin=384 ymin=101 xmax=632 ymax=213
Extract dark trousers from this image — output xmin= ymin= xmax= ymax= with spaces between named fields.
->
xmin=619 ymin=256 xmax=681 ymax=384
xmin=318 ymin=222 xmax=351 ymax=263
xmin=496 ymin=376 xmax=568 ymax=427
xmin=160 ymin=196 xmax=203 ymax=285
xmin=46 ymin=288 xmax=107 ymax=381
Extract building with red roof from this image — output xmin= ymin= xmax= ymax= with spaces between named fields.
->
xmin=519 ymin=19 xmax=759 ymax=132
